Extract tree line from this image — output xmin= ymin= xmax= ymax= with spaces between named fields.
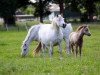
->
xmin=0 ymin=0 xmax=100 ymax=26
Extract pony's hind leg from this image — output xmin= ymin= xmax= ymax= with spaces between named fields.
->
xmin=49 ymin=42 xmax=53 ymax=58
xmin=58 ymin=42 xmax=62 ymax=59
xmin=41 ymin=43 xmax=46 ymax=58
xmin=68 ymin=42 xmax=72 ymax=55
xmin=66 ymin=38 xmax=71 ymax=55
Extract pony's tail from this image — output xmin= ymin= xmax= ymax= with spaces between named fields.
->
xmin=33 ymin=42 xmax=42 ymax=55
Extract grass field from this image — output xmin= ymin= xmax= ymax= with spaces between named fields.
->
xmin=0 ymin=23 xmax=100 ymax=75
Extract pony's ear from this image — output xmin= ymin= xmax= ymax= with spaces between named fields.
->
xmin=83 ymin=25 xmax=88 ymax=29
xmin=84 ymin=24 xmax=89 ymax=27
xmin=56 ymin=14 xmax=61 ymax=17
xmin=87 ymin=24 xmax=89 ymax=27
xmin=60 ymin=14 xmax=63 ymax=17
xmin=84 ymin=24 xmax=88 ymax=27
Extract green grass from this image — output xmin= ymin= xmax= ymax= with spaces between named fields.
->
xmin=0 ymin=24 xmax=100 ymax=75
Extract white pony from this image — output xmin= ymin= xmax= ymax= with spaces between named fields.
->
xmin=38 ymin=15 xmax=66 ymax=58
xmin=21 ymin=25 xmax=41 ymax=56
xmin=21 ymin=15 xmax=66 ymax=57
xmin=34 ymin=23 xmax=73 ymax=55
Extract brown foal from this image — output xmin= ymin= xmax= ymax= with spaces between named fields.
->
xmin=69 ymin=25 xmax=91 ymax=57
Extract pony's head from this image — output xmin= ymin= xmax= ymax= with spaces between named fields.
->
xmin=21 ymin=43 xmax=29 ymax=57
xmin=52 ymin=15 xmax=66 ymax=28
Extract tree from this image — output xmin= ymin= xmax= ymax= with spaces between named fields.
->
xmin=80 ymin=0 xmax=95 ymax=22
xmin=32 ymin=0 xmax=51 ymax=23
xmin=0 ymin=0 xmax=29 ymax=26
xmin=80 ymin=0 xmax=100 ymax=22
xmin=21 ymin=5 xmax=35 ymax=15
xmin=52 ymin=0 xmax=64 ymax=15
xmin=95 ymin=2 xmax=100 ymax=19
xmin=64 ymin=0 xmax=100 ymax=22
xmin=58 ymin=0 xmax=64 ymax=14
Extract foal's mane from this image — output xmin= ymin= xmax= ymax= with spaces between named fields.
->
xmin=76 ymin=25 xmax=87 ymax=32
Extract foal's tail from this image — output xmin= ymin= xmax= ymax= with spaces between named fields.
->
xmin=33 ymin=42 xmax=42 ymax=55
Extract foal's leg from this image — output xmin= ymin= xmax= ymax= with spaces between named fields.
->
xmin=75 ymin=45 xmax=78 ymax=57
xmin=79 ymin=44 xmax=82 ymax=57
xmin=71 ymin=44 xmax=74 ymax=54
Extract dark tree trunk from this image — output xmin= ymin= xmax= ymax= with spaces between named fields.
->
xmin=4 ymin=15 xmax=15 ymax=26
xmin=80 ymin=12 xmax=94 ymax=22
xmin=39 ymin=0 xmax=43 ymax=23
xmin=40 ymin=15 xmax=43 ymax=23
xmin=58 ymin=0 xmax=64 ymax=15
xmin=88 ymin=14 xmax=93 ymax=22
xmin=81 ymin=0 xmax=95 ymax=22
xmin=80 ymin=13 xmax=88 ymax=22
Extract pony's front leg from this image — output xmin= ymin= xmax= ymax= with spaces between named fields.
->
xmin=58 ymin=42 xmax=62 ymax=59
xmin=49 ymin=42 xmax=53 ymax=58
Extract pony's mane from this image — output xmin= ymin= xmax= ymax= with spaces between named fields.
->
xmin=52 ymin=17 xmax=57 ymax=26
xmin=76 ymin=25 xmax=87 ymax=32
xmin=52 ymin=15 xmax=61 ymax=26
xmin=51 ymin=15 xmax=64 ymax=29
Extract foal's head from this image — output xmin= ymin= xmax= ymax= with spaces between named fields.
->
xmin=76 ymin=25 xmax=91 ymax=36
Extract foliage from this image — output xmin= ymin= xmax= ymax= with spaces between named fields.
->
xmin=95 ymin=2 xmax=100 ymax=15
xmin=0 ymin=24 xmax=100 ymax=75
xmin=0 ymin=0 xmax=100 ymax=25
xmin=0 ymin=0 xmax=30 ymax=26
xmin=64 ymin=0 xmax=100 ymax=22
xmin=52 ymin=0 xmax=64 ymax=14
xmin=20 ymin=5 xmax=35 ymax=15
xmin=32 ymin=0 xmax=51 ymax=23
